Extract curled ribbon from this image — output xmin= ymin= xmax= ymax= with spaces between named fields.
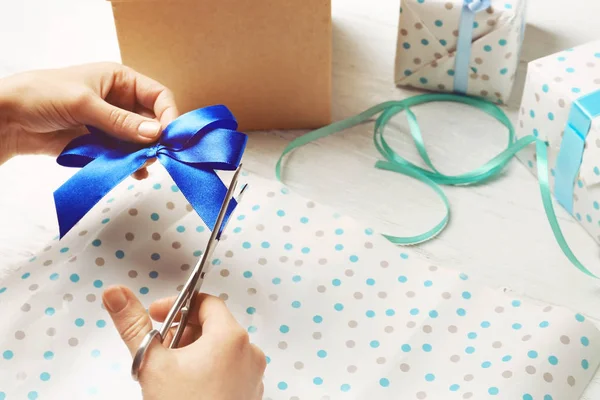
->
xmin=54 ymin=105 xmax=248 ymax=238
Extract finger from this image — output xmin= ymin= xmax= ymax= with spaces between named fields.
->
xmin=161 ymin=324 xmax=202 ymax=348
xmin=130 ymin=70 xmax=179 ymax=128
xmin=102 ymin=285 xmax=165 ymax=358
xmin=80 ymin=96 xmax=162 ymax=143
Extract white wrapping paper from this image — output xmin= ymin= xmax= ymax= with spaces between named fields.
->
xmin=516 ymin=40 xmax=600 ymax=245
xmin=1 ymin=169 xmax=599 ymax=399
xmin=395 ymin=0 xmax=526 ymax=103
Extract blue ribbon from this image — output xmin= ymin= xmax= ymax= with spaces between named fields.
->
xmin=554 ymin=90 xmax=600 ymax=213
xmin=54 ymin=105 xmax=247 ymax=238
xmin=454 ymin=0 xmax=491 ymax=94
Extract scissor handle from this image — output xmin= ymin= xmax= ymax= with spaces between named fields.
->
xmin=131 ymin=329 xmax=162 ymax=381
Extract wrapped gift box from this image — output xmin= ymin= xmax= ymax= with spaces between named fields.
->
xmin=516 ymin=40 xmax=600 ymax=244
xmin=394 ymin=0 xmax=526 ymax=104
xmin=109 ymin=0 xmax=332 ymax=131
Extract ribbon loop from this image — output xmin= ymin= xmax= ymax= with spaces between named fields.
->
xmin=54 ymin=105 xmax=247 ymax=238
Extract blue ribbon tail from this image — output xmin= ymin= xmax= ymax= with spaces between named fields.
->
xmin=159 ymin=154 xmax=237 ymax=234
xmin=454 ymin=4 xmax=476 ymax=94
xmin=54 ymin=150 xmax=149 ymax=238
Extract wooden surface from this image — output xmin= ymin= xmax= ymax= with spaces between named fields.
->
xmin=1 ymin=0 xmax=600 ymax=397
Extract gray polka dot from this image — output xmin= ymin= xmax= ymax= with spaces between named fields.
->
xmin=406 ymin=321 xmax=416 ymax=329
xmin=560 ymin=335 xmax=570 ymax=344
xmin=417 ymin=391 xmax=427 ymax=399
xmin=445 ymin=2 xmax=453 ymax=9
xmin=69 ymin=337 xmax=79 ymax=346
xmin=43 ymin=260 xmax=53 ymax=266
xmin=428 ymin=265 xmax=438 ymax=272
xmin=177 ymin=285 xmax=185 ymax=292
xmin=307 ymin=201 xmax=315 ymax=208
xmin=220 ymin=235 xmax=228 ymax=241
xmin=218 ymin=293 xmax=228 ymax=300
xmin=21 ymin=303 xmax=31 ymax=312
xmin=267 ymin=191 xmax=275 ymax=197
xmin=128 ymin=270 xmax=138 ymax=278
xmin=406 ymin=291 xmax=415 ymax=298
xmin=558 ymin=99 xmax=566 ymax=108
xmin=526 ymin=365 xmax=536 ymax=374
xmin=15 ymin=331 xmax=25 ymax=340
xmin=555 ymin=77 xmax=563 ymax=83
xmin=294 ymin=260 xmax=303 ymax=267
xmin=414 ymin=58 xmax=422 ymax=65
xmin=152 ymin=232 xmax=161 ymax=241
xmin=186 ymin=204 xmax=193 ymax=212
xmin=247 ymin=288 xmax=257 ymax=295
xmin=502 ymin=370 xmax=513 ymax=379
xmin=492 ymin=341 xmax=502 ymax=349
xmin=95 ymin=257 xmax=105 ymax=266
xmin=46 ymin=328 xmax=56 ymax=336
xmin=544 ymin=373 xmax=553 ymax=382
xmin=317 ymin=285 xmax=326 ymax=293
xmin=279 ymin=256 xmax=288 ymax=263
xmin=543 ymin=306 xmax=553 ymax=312
xmin=44 ymin=246 xmax=52 ymax=252
xmin=128 ymin=208 xmax=138 ymax=216
xmin=290 ymin=397 xmax=300 ymax=400
xmin=345 ymin=269 xmax=354 ymax=277
xmin=278 ymin=341 xmax=288 ymax=350
xmin=166 ymin=201 xmax=175 ymax=210
xmin=282 ymin=226 xmax=291 ymax=233
xmin=256 ymin=224 xmax=264 ymax=231
xmin=380 ymin=261 xmax=389 ymax=268
xmin=294 ymin=361 xmax=304 ymax=370
xmin=495 ymin=306 xmax=504 ymax=313
xmin=463 ymin=393 xmax=473 ymax=399
xmin=568 ymin=376 xmax=576 ymax=386
xmin=450 ymin=355 xmax=460 ymax=363
xmin=313 ymin=332 xmax=322 ymax=340
xmin=400 ymin=363 xmax=411 ymax=372
xmin=181 ymin=264 xmax=190 ymax=271
xmin=16 ymin=372 xmax=27 ymax=380
xmin=86 ymin=294 xmax=96 ymax=302
xmin=220 ymin=269 xmax=230 ymax=277
xmin=384 ymin=326 xmax=394 ymax=333
xmin=69 ymin=256 xmax=77 ymax=263
xmin=400 ymin=28 xmax=408 ymax=36
xmin=378 ymin=291 xmax=387 ymax=299
xmin=125 ymin=232 xmax=135 ymax=241
xmin=588 ymin=62 xmax=596 ymax=67
xmin=522 ymin=335 xmax=532 ymax=342
xmin=595 ymin=79 xmax=600 ymax=85
xmin=346 ymin=340 xmax=355 ymax=348
xmin=535 ymin=93 xmax=540 ymax=102
xmin=269 ymin=294 xmax=278 ymax=301
xmin=347 ymin=365 xmax=357 ymax=373
xmin=224 ymin=251 xmax=234 ymax=258
xmin=318 ymin=258 xmax=327 ymax=265
xmin=348 ymin=320 xmax=358 ymax=328
xmin=79 ymin=230 xmax=88 ymax=236
xmin=172 ymin=241 xmax=181 ymax=249
xmin=423 ymin=325 xmax=432 ymax=334
xmin=464 ymin=374 xmax=473 ymax=381
xmin=377 ymin=357 xmax=386 ymax=364
xmin=101 ymin=207 xmax=110 ymax=214
xmin=448 ymin=325 xmax=458 ymax=333
xmin=365 ymin=242 xmax=373 ymax=249
xmin=354 ymin=292 xmax=363 ymax=300
xmin=442 ymin=292 xmax=451 ymax=300
xmin=315 ymin=230 xmax=324 ymax=237
xmin=258 ymin=258 xmax=267 ymax=265
xmin=29 ymin=284 xmax=39 ymax=291
xmin=134 ymin=192 xmax=142 ymax=197
xmin=481 ymin=90 xmax=489 ymax=97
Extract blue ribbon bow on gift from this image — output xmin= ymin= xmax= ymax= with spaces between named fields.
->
xmin=54 ymin=105 xmax=248 ymax=238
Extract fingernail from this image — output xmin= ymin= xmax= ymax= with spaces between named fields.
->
xmin=138 ymin=121 xmax=161 ymax=139
xmin=104 ymin=286 xmax=128 ymax=313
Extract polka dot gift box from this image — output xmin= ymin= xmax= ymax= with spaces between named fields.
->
xmin=516 ymin=40 xmax=600 ymax=245
xmin=1 ymin=168 xmax=600 ymax=399
xmin=395 ymin=0 xmax=526 ymax=104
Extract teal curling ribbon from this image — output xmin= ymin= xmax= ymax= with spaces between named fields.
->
xmin=276 ymin=93 xmax=597 ymax=278
xmin=454 ymin=0 xmax=491 ymax=94
xmin=554 ymin=90 xmax=600 ymax=213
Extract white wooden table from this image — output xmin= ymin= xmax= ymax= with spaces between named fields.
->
xmin=1 ymin=0 xmax=599 ymax=397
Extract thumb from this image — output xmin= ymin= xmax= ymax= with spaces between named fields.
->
xmin=82 ymin=97 xmax=162 ymax=143
xmin=102 ymin=285 xmax=160 ymax=357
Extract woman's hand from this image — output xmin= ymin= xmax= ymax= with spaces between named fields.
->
xmin=0 ymin=62 xmax=178 ymax=177
xmin=103 ymin=286 xmax=266 ymax=400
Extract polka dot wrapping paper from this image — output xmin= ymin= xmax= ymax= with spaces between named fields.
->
xmin=1 ymin=168 xmax=600 ymax=399
xmin=394 ymin=0 xmax=526 ymax=103
xmin=516 ymin=40 xmax=600 ymax=245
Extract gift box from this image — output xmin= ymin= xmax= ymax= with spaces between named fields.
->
xmin=516 ymin=40 xmax=600 ymax=245
xmin=109 ymin=0 xmax=332 ymax=131
xmin=394 ymin=0 xmax=526 ymax=104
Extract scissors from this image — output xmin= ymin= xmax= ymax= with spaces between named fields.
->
xmin=131 ymin=165 xmax=247 ymax=381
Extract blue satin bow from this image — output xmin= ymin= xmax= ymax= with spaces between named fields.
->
xmin=54 ymin=105 xmax=248 ymax=238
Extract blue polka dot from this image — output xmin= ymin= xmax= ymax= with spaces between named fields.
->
xmin=489 ymin=387 xmax=499 ymax=395
xmin=176 ymin=225 xmax=186 ymax=233
xmin=499 ymin=39 xmax=507 ymax=46
xmin=548 ymin=355 xmax=559 ymax=365
xmin=366 ymin=278 xmax=375 ymax=286
xmin=334 ymin=303 xmax=344 ymax=311
xmin=523 ymin=395 xmax=533 ymax=400
xmin=402 ymin=344 xmax=411 ymax=352
xmin=332 ymin=279 xmax=341 ymax=286
xmin=578 ymin=179 xmax=584 ymax=188
xmin=421 ymin=39 xmax=429 ymax=46
xmin=420 ymin=77 xmax=428 ymax=84
xmin=277 ymin=382 xmax=288 ymax=390
xmin=171 ymin=184 xmax=179 ymax=192
xmin=277 ymin=210 xmax=285 ymax=217
xmin=60 ymin=247 xmax=69 ymax=253
xmin=581 ymin=336 xmax=590 ymax=346
xmin=150 ymin=213 xmax=159 ymax=221
xmin=398 ymin=275 xmax=408 ymax=283
xmin=248 ymin=326 xmax=257 ymax=333
xmin=425 ymin=373 xmax=435 ymax=382
xmin=459 ymin=272 xmax=468 ymax=280
xmin=403 ymin=42 xmax=411 ymax=49
xmin=512 ymin=300 xmax=522 ymax=307
xmin=468 ymin=332 xmax=477 ymax=339
xmin=548 ymin=112 xmax=555 ymax=121
xmin=280 ymin=325 xmax=290 ymax=333
xmin=45 ymin=307 xmax=55 ymax=316
xmin=424 ymin=280 xmax=433 ymax=287
xmin=40 ymin=372 xmax=51 ymax=381
xmin=512 ymin=323 xmax=522 ymax=330
xmin=530 ymin=110 xmax=535 ymax=118
xmin=292 ymin=301 xmax=301 ymax=308
xmin=107 ymin=198 xmax=114 ymax=203
xmin=93 ymin=280 xmax=103 ymax=288
xmin=435 ymin=20 xmax=443 ymax=27
xmin=193 ymin=250 xmax=203 ymax=257
xmin=386 ymin=309 xmax=395 ymax=316
xmin=75 ymin=318 xmax=85 ymax=327
xmin=404 ymin=69 xmax=413 ymax=76
xmin=484 ymin=45 xmax=492 ymax=52
xmin=577 ymin=213 xmax=582 ymax=221
xmin=92 ymin=239 xmax=102 ymax=247
xmin=370 ymin=340 xmax=380 ymax=348
xmin=528 ymin=350 xmax=538 ymax=359
xmin=313 ymin=377 xmax=323 ymax=385
xmin=542 ymin=84 xmax=549 ymax=93
xmin=153 ymin=183 xmax=161 ymax=190
xmin=261 ymin=241 xmax=270 ymax=249
xmin=544 ymin=396 xmax=553 ymax=400
xmin=150 ymin=253 xmax=160 ymax=261
xmin=350 ymin=255 xmax=359 ymax=262
xmin=50 ymin=273 xmax=59 ymax=281
xmin=400 ymin=253 xmax=409 ymax=260
xmin=21 ymin=272 xmax=30 ymax=279
xmin=149 ymin=271 xmax=159 ymax=279
xmin=300 ymin=217 xmax=309 ymax=224
xmin=380 ymin=378 xmax=390 ymax=387
xmin=450 ymin=384 xmax=460 ymax=391
xmin=527 ymin=160 xmax=534 ymax=168
xmin=365 ymin=228 xmax=374 ymax=235
xmin=70 ymin=273 xmax=80 ymax=283
xmin=340 ymin=384 xmax=351 ymax=392
xmin=334 ymin=243 xmax=343 ymax=251
xmin=462 ymin=291 xmax=471 ymax=299
xmin=272 ymin=277 xmax=281 ymax=285
xmin=439 ymin=39 xmax=448 ymax=46
xmin=457 ymin=308 xmax=466 ymax=316
xmin=594 ymin=201 xmax=600 ymax=210
xmin=292 ymin=275 xmax=302 ymax=282
xmin=101 ymin=218 xmax=110 ymax=224
xmin=265 ymin=356 xmax=271 ymax=364
xmin=301 ymin=247 xmax=310 ymax=254
xmin=366 ymin=310 xmax=375 ymax=318
xmin=572 ymin=87 xmax=581 ymax=93
xmin=502 ymin=355 xmax=512 ymax=362
xmin=576 ymin=313 xmax=585 ymax=322
xmin=43 ymin=351 xmax=54 ymax=360
xmin=410 ymin=308 xmax=419 ymax=316
xmin=582 ymin=359 xmax=589 ymax=369
xmin=196 ymin=226 xmax=205 ymax=233
xmin=465 ymin=346 xmax=475 ymax=354
xmin=447 ymin=69 xmax=455 ymax=76
xmin=96 ymin=320 xmax=106 ymax=328
xmin=473 ymin=21 xmax=479 ymax=28
xmin=422 ymin=344 xmax=432 ymax=352
xmin=594 ymin=167 xmax=600 ymax=176
xmin=237 ymin=215 xmax=245 ymax=221
xmin=284 ymin=243 xmax=293 ymax=251
xmin=539 ymin=321 xmax=549 ymax=328
xmin=504 ymin=3 xmax=512 ymax=8
xmin=313 ymin=315 xmax=323 ymax=323
xmin=3 ymin=350 xmax=14 ymax=360
xmin=317 ymin=350 xmax=327 ymax=358
xmin=500 ymin=68 xmax=508 ymax=75
xmin=139 ymin=287 xmax=149 ymax=295
xmin=127 ymin=184 xmax=135 ymax=190
xmin=28 ymin=392 xmax=38 ymax=400
xmin=281 ymin=187 xmax=290 ymax=194
xmin=246 ymin=307 xmax=256 ymax=315
xmin=242 ymin=242 xmax=251 ymax=249
xmin=566 ymin=67 xmax=575 ymax=73
xmin=533 ymin=128 xmax=539 ymax=136
xmin=481 ymin=321 xmax=491 ymax=328
xmin=429 ymin=310 xmax=438 ymax=318
xmin=243 ymin=271 xmax=253 ymax=278
xmin=482 ymin=361 xmax=492 ymax=368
